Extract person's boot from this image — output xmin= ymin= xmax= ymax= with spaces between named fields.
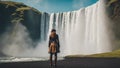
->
xmin=54 ymin=56 xmax=57 ymax=67
xmin=54 ymin=63 xmax=57 ymax=67
xmin=50 ymin=57 xmax=53 ymax=67
xmin=50 ymin=61 xmax=53 ymax=67
xmin=50 ymin=63 xmax=53 ymax=67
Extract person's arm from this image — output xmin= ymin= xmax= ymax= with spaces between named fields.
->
xmin=57 ymin=35 xmax=60 ymax=49
xmin=56 ymin=34 xmax=60 ymax=52
xmin=48 ymin=44 xmax=51 ymax=53
xmin=48 ymin=36 xmax=51 ymax=47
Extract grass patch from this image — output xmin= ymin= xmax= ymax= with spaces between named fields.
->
xmin=107 ymin=0 xmax=118 ymax=6
xmin=0 ymin=1 xmax=23 ymax=8
xmin=16 ymin=7 xmax=31 ymax=11
xmin=88 ymin=50 xmax=120 ymax=57
xmin=0 ymin=1 xmax=41 ymax=14
xmin=65 ymin=49 xmax=120 ymax=58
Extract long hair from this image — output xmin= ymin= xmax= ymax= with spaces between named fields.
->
xmin=50 ymin=29 xmax=56 ymax=38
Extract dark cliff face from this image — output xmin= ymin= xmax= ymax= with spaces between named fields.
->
xmin=0 ymin=1 xmax=44 ymax=42
xmin=106 ymin=0 xmax=120 ymax=40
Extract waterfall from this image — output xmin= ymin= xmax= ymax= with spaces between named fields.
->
xmin=39 ymin=0 xmax=113 ymax=56
xmin=40 ymin=12 xmax=49 ymax=41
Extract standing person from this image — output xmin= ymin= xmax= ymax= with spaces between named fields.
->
xmin=48 ymin=29 xmax=60 ymax=67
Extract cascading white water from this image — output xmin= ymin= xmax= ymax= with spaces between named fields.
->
xmin=43 ymin=0 xmax=113 ymax=56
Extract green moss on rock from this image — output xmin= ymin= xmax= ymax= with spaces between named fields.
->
xmin=0 ymin=1 xmax=24 ymax=8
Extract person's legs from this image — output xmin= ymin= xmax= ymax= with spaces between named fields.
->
xmin=50 ymin=53 xmax=53 ymax=66
xmin=54 ymin=53 xmax=57 ymax=66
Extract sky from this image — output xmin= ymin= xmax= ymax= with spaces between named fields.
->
xmin=1 ymin=0 xmax=98 ymax=13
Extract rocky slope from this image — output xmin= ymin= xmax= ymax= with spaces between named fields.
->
xmin=106 ymin=0 xmax=120 ymax=40
xmin=0 ymin=1 xmax=48 ymax=43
